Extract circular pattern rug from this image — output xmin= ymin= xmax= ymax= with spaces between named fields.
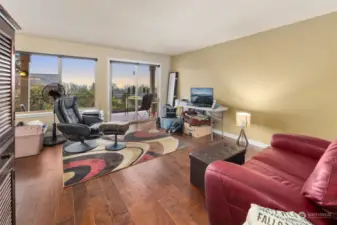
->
xmin=62 ymin=130 xmax=185 ymax=186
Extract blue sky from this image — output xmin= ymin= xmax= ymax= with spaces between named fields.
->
xmin=111 ymin=62 xmax=151 ymax=89
xmin=29 ymin=54 xmax=95 ymax=86
xmin=29 ymin=55 xmax=153 ymax=89
xmin=29 ymin=55 xmax=58 ymax=74
xmin=62 ymin=57 xmax=96 ymax=86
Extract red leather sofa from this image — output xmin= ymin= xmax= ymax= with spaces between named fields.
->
xmin=205 ymin=134 xmax=337 ymax=225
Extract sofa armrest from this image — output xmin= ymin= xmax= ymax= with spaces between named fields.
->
xmin=271 ymin=134 xmax=330 ymax=159
xmin=205 ymin=161 xmax=328 ymax=225
xmin=82 ymin=115 xmax=103 ymax=126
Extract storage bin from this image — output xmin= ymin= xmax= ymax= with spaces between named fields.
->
xmin=160 ymin=117 xmax=178 ymax=129
xmin=15 ymin=125 xmax=43 ymax=158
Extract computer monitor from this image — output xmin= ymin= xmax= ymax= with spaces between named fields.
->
xmin=190 ymin=88 xmax=214 ymax=107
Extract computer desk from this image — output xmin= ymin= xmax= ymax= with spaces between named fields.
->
xmin=177 ymin=104 xmax=229 ymax=141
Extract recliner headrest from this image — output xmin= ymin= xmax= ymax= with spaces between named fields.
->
xmin=62 ymin=96 xmax=77 ymax=109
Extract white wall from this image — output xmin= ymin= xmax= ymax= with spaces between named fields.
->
xmin=15 ymin=34 xmax=171 ymax=125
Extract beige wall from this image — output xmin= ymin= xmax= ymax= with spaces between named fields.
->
xmin=15 ymin=34 xmax=170 ymax=126
xmin=172 ymin=12 xmax=337 ymax=143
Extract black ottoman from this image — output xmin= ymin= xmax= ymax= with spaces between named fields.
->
xmin=189 ymin=141 xmax=246 ymax=193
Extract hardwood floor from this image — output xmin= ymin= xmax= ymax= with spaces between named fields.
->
xmin=15 ymin=122 xmax=260 ymax=225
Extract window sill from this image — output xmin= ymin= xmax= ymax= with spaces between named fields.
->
xmin=16 ymin=111 xmax=53 ymax=119
xmin=15 ymin=108 xmax=97 ymax=119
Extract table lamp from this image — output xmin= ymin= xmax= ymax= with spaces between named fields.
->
xmin=236 ymin=112 xmax=251 ymax=148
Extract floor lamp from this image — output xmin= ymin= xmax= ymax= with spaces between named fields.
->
xmin=236 ymin=112 xmax=251 ymax=148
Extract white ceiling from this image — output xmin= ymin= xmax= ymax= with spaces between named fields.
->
xmin=2 ymin=0 xmax=337 ymax=55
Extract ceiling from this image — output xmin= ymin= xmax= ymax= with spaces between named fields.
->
xmin=2 ymin=0 xmax=337 ymax=55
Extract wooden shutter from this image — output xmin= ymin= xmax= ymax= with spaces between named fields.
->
xmin=0 ymin=31 xmax=14 ymax=225
xmin=0 ymin=32 xmax=13 ymax=144
xmin=0 ymin=5 xmax=20 ymax=225
xmin=0 ymin=153 xmax=14 ymax=225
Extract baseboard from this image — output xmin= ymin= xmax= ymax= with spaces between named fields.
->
xmin=212 ymin=129 xmax=269 ymax=150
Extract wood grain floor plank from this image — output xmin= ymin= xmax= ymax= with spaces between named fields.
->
xmin=190 ymin=204 xmax=209 ymax=225
xmin=110 ymin=168 xmax=150 ymax=209
xmin=16 ymin=185 xmax=38 ymax=225
xmin=56 ymin=187 xmax=74 ymax=223
xmin=86 ymin=179 xmax=114 ymax=225
xmin=99 ymin=175 xmax=129 ymax=217
xmin=159 ymin=184 xmax=208 ymax=225
xmin=114 ymin=212 xmax=134 ymax=225
xmin=56 ymin=217 xmax=75 ymax=225
xmin=15 ymin=121 xmax=260 ymax=225
xmin=33 ymin=169 xmax=62 ymax=225
xmin=15 ymin=187 xmax=26 ymax=204
xmin=72 ymin=183 xmax=96 ymax=225
xmin=158 ymin=196 xmax=198 ymax=225
xmin=161 ymin=155 xmax=206 ymax=208
xmin=128 ymin=200 xmax=176 ymax=225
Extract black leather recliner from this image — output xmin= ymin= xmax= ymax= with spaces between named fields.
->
xmin=54 ymin=96 xmax=103 ymax=153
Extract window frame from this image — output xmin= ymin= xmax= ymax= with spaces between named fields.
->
xmin=15 ymin=51 xmax=97 ymax=114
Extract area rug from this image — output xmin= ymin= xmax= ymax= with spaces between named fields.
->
xmin=62 ymin=129 xmax=186 ymax=186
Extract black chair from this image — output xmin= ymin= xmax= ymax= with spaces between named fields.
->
xmin=54 ymin=96 xmax=103 ymax=153
xmin=134 ymin=93 xmax=154 ymax=120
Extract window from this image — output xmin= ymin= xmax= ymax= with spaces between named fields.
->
xmin=15 ymin=53 xmax=96 ymax=112
xmin=30 ymin=55 xmax=59 ymax=111
xmin=62 ymin=57 xmax=95 ymax=108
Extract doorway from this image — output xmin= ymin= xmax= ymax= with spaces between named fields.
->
xmin=109 ymin=60 xmax=160 ymax=122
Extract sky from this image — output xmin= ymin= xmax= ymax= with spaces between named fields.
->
xmin=29 ymin=54 xmax=155 ymax=89
xmin=29 ymin=55 xmax=95 ymax=87
xmin=110 ymin=62 xmax=152 ymax=89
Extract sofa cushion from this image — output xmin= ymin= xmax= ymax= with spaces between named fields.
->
xmin=251 ymin=147 xmax=318 ymax=181
xmin=244 ymin=159 xmax=304 ymax=192
xmin=302 ymin=140 xmax=337 ymax=214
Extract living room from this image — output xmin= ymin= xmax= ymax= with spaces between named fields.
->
xmin=1 ymin=1 xmax=337 ymax=225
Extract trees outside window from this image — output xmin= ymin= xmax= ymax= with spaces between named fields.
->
xmin=62 ymin=57 xmax=96 ymax=108
xmin=15 ymin=53 xmax=96 ymax=112
xmin=29 ymin=54 xmax=59 ymax=111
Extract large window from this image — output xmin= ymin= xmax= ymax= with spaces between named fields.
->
xmin=30 ymin=55 xmax=59 ymax=111
xmin=15 ymin=53 xmax=96 ymax=112
xmin=62 ymin=57 xmax=95 ymax=108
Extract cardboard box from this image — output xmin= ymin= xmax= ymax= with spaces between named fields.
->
xmin=184 ymin=122 xmax=211 ymax=138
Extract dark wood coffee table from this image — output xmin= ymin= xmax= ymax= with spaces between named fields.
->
xmin=189 ymin=141 xmax=246 ymax=193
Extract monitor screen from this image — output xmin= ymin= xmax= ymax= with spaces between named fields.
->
xmin=190 ymin=88 xmax=214 ymax=105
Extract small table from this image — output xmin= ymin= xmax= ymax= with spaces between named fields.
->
xmin=176 ymin=103 xmax=229 ymax=141
xmin=189 ymin=141 xmax=246 ymax=193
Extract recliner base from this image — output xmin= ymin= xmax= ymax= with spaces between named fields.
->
xmin=43 ymin=135 xmax=67 ymax=146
